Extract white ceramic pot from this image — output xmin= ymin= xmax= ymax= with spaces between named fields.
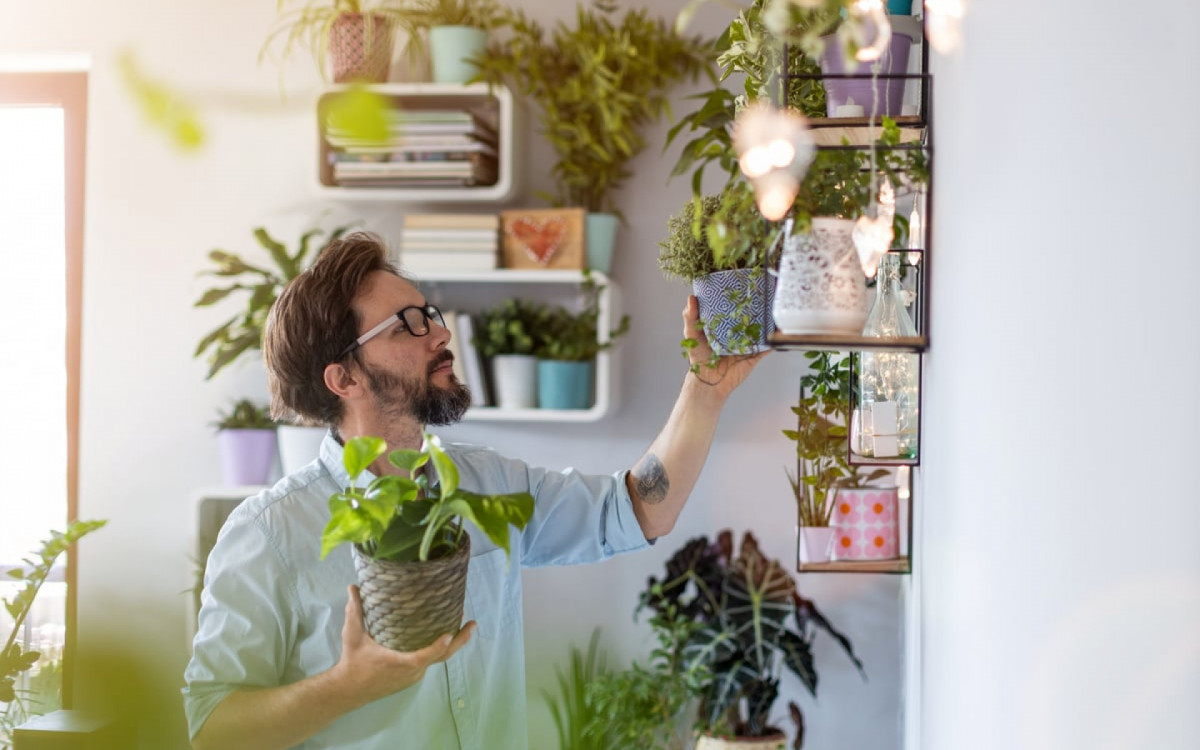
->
xmin=798 ymin=526 xmax=837 ymax=564
xmin=490 ymin=354 xmax=538 ymax=409
xmin=771 ymin=217 xmax=869 ymax=335
xmin=277 ymin=425 xmax=327 ymax=475
xmin=695 ymin=732 xmax=787 ymax=750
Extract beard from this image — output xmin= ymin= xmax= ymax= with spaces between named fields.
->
xmin=363 ymin=350 xmax=472 ymax=426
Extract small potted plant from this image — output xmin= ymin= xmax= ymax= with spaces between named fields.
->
xmin=213 ymin=399 xmax=278 ymax=487
xmin=320 ymin=435 xmax=534 ymax=651
xmin=472 ymin=298 xmax=545 ymax=410
xmin=642 ymin=530 xmax=865 ymax=749
xmin=785 ymin=352 xmax=889 ymax=563
xmin=534 ymin=280 xmax=629 ymax=410
xmin=261 ymin=0 xmax=413 ymax=83
xmin=473 ymin=2 xmax=710 ymax=274
xmin=402 ymin=0 xmax=508 ymax=83
xmin=658 ymin=180 xmax=782 ymax=359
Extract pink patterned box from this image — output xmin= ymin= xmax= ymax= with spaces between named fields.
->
xmin=832 ymin=488 xmax=900 ymax=560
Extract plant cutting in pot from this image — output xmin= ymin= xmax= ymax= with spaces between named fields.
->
xmin=320 ymin=435 xmax=534 ymax=651
xmin=642 ymin=529 xmax=864 ymax=749
xmin=1 ymin=520 xmax=106 ymax=744
xmin=194 ymin=223 xmax=353 ymax=379
xmin=473 ymin=1 xmax=709 ymax=272
xmin=212 ymin=399 xmax=278 ymax=487
xmin=658 ymin=179 xmax=782 ymax=361
xmin=785 ymin=351 xmax=889 ymax=563
xmin=261 ymin=0 xmax=413 ymax=83
xmin=473 ymin=297 xmax=546 ymax=409
xmin=534 ymin=278 xmax=630 ymax=410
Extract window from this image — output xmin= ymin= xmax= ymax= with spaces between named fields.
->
xmin=0 ymin=70 xmax=87 ymax=731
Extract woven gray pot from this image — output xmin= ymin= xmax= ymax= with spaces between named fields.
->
xmin=352 ymin=534 xmax=471 ymax=652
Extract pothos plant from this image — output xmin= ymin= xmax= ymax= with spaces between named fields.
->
xmin=320 ymin=435 xmax=534 ymax=564
xmin=785 ymin=352 xmax=889 ymax=528
xmin=642 ymin=530 xmax=864 ymax=745
xmin=2 ymin=520 xmax=107 ymax=742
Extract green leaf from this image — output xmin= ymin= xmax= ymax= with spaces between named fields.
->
xmin=425 ymin=436 xmax=459 ymax=498
xmin=343 ymin=436 xmax=387 ymax=480
xmin=452 ymin=491 xmax=535 ymax=558
xmin=371 ymin=520 xmax=424 ymax=562
xmin=319 ymin=500 xmax=373 ymax=559
xmin=387 ymin=449 xmax=428 ymax=475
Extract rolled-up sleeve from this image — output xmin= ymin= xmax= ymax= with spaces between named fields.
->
xmin=181 ymin=507 xmax=298 ymax=740
xmin=514 ymin=462 xmax=650 ymax=568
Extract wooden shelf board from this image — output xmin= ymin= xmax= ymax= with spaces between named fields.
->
xmin=769 ymin=333 xmax=927 ymax=353
xmin=798 ymin=558 xmax=910 ymax=574
xmin=808 ymin=116 xmax=925 ymax=147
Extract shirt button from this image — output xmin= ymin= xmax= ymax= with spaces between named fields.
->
xmin=456 ymin=698 xmax=465 ymax=709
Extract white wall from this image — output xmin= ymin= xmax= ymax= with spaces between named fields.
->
xmin=922 ymin=1 xmax=1200 ymax=749
xmin=3 ymin=1 xmax=902 ymax=747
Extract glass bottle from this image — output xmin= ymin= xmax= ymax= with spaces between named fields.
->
xmin=857 ymin=253 xmax=919 ymax=458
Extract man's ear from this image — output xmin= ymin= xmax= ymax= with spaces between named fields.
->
xmin=323 ymin=361 xmax=363 ymax=400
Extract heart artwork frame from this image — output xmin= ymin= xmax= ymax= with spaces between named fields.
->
xmin=500 ymin=208 xmax=585 ymax=270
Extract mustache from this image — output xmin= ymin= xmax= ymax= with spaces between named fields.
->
xmin=428 ymin=351 xmax=454 ymax=375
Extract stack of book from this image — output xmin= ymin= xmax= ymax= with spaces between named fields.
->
xmin=399 ymin=213 xmax=500 ymax=273
xmin=441 ymin=310 xmax=491 ymax=408
xmin=325 ymin=108 xmax=499 ymax=188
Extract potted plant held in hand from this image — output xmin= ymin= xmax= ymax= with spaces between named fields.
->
xmin=535 ymin=280 xmax=629 ymax=410
xmin=213 ymin=399 xmax=278 ymax=487
xmin=643 ymin=530 xmax=864 ymax=749
xmin=474 ymin=2 xmax=710 ymax=274
xmin=321 ymin=435 xmax=534 ymax=651
xmin=658 ymin=180 xmax=783 ymax=359
xmin=473 ymin=298 xmax=545 ymax=410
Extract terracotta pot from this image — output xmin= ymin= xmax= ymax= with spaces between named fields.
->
xmin=328 ymin=13 xmax=395 ymax=83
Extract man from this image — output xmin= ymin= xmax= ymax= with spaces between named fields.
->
xmin=183 ymin=232 xmax=763 ymax=749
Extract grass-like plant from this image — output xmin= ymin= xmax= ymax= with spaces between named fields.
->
xmin=473 ymin=1 xmax=710 ymax=216
xmin=785 ymin=352 xmax=889 ymax=527
xmin=260 ymin=0 xmax=410 ymax=80
xmin=320 ymin=435 xmax=534 ymax=563
xmin=541 ymin=629 xmax=610 ymax=750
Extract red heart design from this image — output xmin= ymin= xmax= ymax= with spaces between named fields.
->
xmin=508 ymin=217 xmax=567 ymax=265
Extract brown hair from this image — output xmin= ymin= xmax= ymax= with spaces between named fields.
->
xmin=263 ymin=231 xmax=400 ymax=427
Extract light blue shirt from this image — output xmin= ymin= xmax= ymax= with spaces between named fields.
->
xmin=183 ymin=433 xmax=650 ymax=749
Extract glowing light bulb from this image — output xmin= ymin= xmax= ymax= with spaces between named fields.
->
xmin=732 ymin=103 xmax=814 ymax=220
xmin=925 ymin=0 xmax=966 ymax=54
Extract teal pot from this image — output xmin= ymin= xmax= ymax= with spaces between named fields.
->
xmin=886 ymin=0 xmax=913 ymax=13
xmin=585 ymin=212 xmax=619 ymax=274
xmin=429 ymin=25 xmax=487 ymax=84
xmin=692 ymin=268 xmax=776 ymax=355
xmin=537 ymin=359 xmax=593 ymax=409
xmin=217 ymin=429 xmax=277 ymax=486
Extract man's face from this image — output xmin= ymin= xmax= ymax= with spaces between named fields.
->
xmin=351 ymin=272 xmax=470 ymax=426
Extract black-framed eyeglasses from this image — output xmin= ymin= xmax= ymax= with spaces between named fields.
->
xmin=337 ymin=304 xmax=445 ymax=359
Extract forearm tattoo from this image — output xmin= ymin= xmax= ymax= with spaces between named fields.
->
xmin=633 ymin=454 xmax=669 ymax=505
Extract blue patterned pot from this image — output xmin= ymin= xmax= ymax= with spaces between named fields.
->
xmin=692 ymin=268 xmax=775 ymax=355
